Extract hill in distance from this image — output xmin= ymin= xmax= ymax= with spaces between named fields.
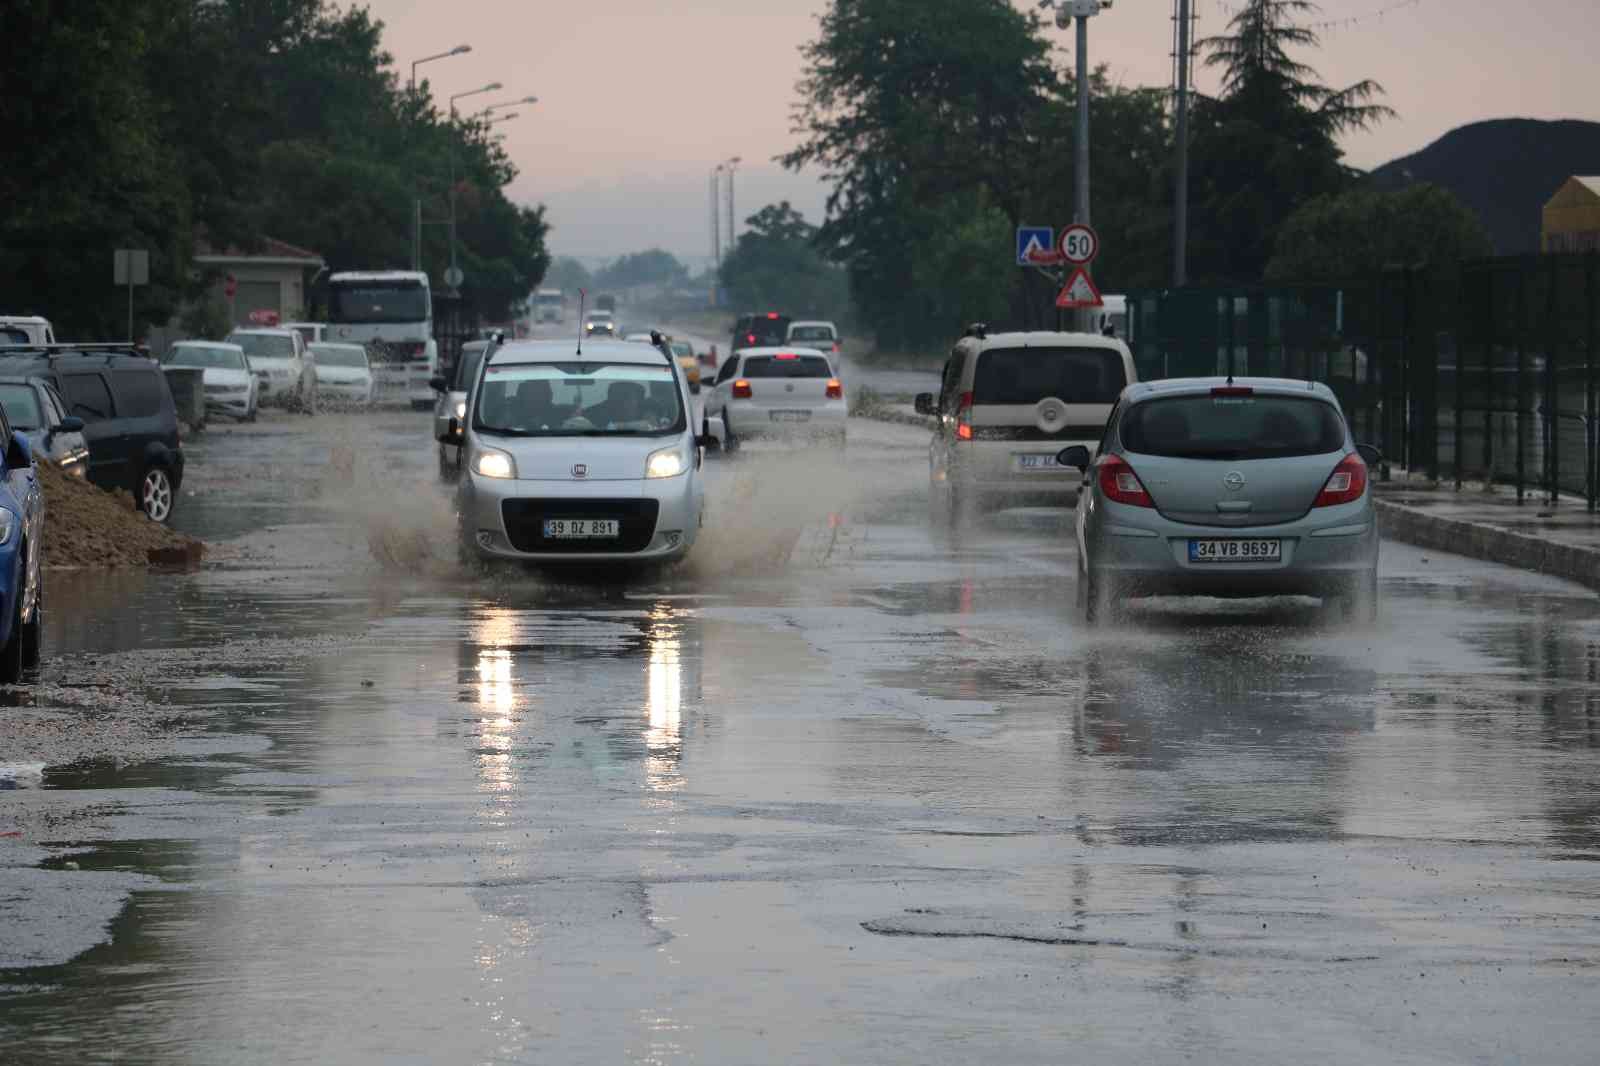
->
xmin=1368 ymin=118 xmax=1600 ymax=255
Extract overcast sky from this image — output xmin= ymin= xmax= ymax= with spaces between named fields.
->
xmin=364 ymin=0 xmax=1598 ymax=267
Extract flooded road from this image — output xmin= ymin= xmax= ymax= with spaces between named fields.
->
xmin=3 ymin=411 xmax=1599 ymax=1063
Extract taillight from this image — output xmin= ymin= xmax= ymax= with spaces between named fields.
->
xmin=746 ymin=333 xmax=757 ymax=344
xmin=832 ymin=342 xmax=840 ymax=354
xmin=1097 ymin=454 xmax=1153 ymax=507
xmin=1313 ymin=453 xmax=1368 ymax=507
xmin=826 ymin=379 xmax=842 ymax=399
xmin=954 ymin=391 xmax=973 ymax=441
xmin=731 ymin=379 xmax=752 ymax=399
xmin=1211 ymin=385 xmax=1253 ymax=398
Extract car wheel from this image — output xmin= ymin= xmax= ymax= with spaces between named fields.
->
xmin=138 ymin=464 xmax=176 ymax=524
xmin=20 ymin=565 xmax=41 ymax=671
xmin=245 ymin=402 xmax=258 ymax=423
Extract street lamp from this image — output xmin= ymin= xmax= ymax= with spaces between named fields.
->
xmin=446 ymin=82 xmax=504 ymax=296
xmin=477 ymin=95 xmax=538 ymax=117
xmin=449 ymin=82 xmax=503 ymax=117
xmin=723 ymin=156 xmax=742 ymax=254
xmin=1043 ymin=0 xmax=1109 ymax=329
xmin=410 ymin=44 xmax=471 ymax=92
xmin=709 ymin=164 xmax=724 ymax=308
xmin=488 ymin=112 xmax=519 ymax=125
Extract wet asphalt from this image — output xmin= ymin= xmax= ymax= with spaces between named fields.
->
xmin=2 ymin=406 xmax=1599 ymax=1064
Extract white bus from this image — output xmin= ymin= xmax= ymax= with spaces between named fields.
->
xmin=326 ymin=271 xmax=438 ymax=409
xmin=534 ymin=288 xmax=563 ymax=324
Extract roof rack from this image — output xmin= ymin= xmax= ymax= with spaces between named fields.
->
xmin=0 ymin=343 xmax=152 ymax=365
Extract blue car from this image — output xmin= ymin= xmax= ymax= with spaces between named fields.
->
xmin=0 ymin=399 xmax=43 ymax=683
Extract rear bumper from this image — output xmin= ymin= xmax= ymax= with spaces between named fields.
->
xmin=725 ymin=404 xmax=847 ymax=438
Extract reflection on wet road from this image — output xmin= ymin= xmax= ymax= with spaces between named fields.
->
xmin=2 ymin=413 xmax=1598 ymax=1063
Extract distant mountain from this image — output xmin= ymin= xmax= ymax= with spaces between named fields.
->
xmin=1367 ymin=119 xmax=1600 ymax=255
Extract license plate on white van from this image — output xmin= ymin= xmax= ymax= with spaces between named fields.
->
xmin=1188 ymin=539 xmax=1281 ymax=563
xmin=543 ymin=519 xmax=619 ymax=539
xmin=770 ymin=410 xmax=811 ymax=422
xmin=1017 ymin=454 xmax=1060 ymax=470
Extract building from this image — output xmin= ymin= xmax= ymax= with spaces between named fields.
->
xmin=1542 ymin=176 xmax=1600 ymax=254
xmin=193 ymin=235 xmax=326 ymax=327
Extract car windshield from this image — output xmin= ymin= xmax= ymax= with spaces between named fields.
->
xmin=329 ymin=284 xmax=429 ymax=324
xmin=170 ymin=346 xmax=246 ymax=370
xmin=789 ymin=326 xmax=834 ymax=342
xmin=228 ymin=333 xmax=295 ymax=360
xmin=475 ymin=362 xmax=684 ymax=437
xmin=973 ymin=346 xmax=1125 ymax=405
xmin=1122 ymin=393 xmax=1347 ymax=460
xmin=742 ymin=355 xmax=832 ymax=378
xmin=311 ymin=345 xmax=368 ymax=368
xmin=454 ymin=346 xmax=487 ymax=389
xmin=0 ymin=384 xmax=43 ymax=430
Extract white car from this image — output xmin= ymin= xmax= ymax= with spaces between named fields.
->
xmin=284 ymin=321 xmax=329 ymax=345
xmin=431 ymin=339 xmax=492 ymax=481
xmin=310 ymin=343 xmax=375 ymax=406
xmin=167 ymin=341 xmax=258 ymax=420
xmin=441 ymin=338 xmax=712 ymax=565
xmin=226 ymin=328 xmax=318 ymax=413
xmin=786 ymin=319 xmax=840 ymax=360
xmin=705 ymin=346 xmax=847 ymax=448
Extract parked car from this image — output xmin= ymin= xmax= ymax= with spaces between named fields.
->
xmin=0 ymin=377 xmax=88 ymax=476
xmin=309 ymin=342 xmax=375 ymax=406
xmin=915 ymin=328 xmax=1136 ymax=520
xmin=439 ymin=338 xmax=711 ymax=565
xmin=166 ymin=341 xmax=258 ymax=421
xmin=730 ymin=312 xmax=791 ymax=355
xmin=786 ymin=320 xmax=840 ymax=360
xmin=0 ymin=396 xmax=43 ymax=682
xmin=431 ymin=339 xmax=493 ymax=481
xmin=225 ymin=327 xmax=318 ymax=413
xmin=706 ymin=346 xmax=845 ymax=448
xmin=1066 ymin=376 xmax=1381 ymax=624
xmin=0 ymin=346 xmax=185 ymax=522
xmin=0 ymin=316 xmax=55 ymax=346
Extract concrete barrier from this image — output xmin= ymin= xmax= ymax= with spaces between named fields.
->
xmin=1375 ymin=499 xmax=1600 ymax=594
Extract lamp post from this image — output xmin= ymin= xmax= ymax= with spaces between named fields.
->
xmin=710 ymin=164 xmax=724 ymax=307
xmin=446 ymin=82 xmax=503 ymax=294
xmin=724 ymin=156 xmax=743 ymax=255
xmin=476 ymin=95 xmax=538 ymax=117
xmin=410 ymin=45 xmax=472 ymax=269
xmin=1044 ymin=0 xmax=1109 ymax=330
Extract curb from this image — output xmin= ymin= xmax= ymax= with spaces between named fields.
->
xmin=1375 ymin=499 xmax=1600 ymax=594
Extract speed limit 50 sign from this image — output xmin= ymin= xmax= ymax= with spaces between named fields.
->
xmin=1057 ymin=223 xmax=1099 ymax=265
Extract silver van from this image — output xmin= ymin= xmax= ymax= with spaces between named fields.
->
xmin=915 ymin=329 xmax=1136 ymax=518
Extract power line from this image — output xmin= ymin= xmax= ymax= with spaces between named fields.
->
xmin=1207 ymin=0 xmax=1423 ymax=34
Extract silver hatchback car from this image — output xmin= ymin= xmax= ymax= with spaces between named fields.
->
xmin=1063 ymin=377 xmax=1381 ymax=623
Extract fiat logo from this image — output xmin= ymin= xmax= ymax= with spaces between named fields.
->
xmin=1223 ymin=471 xmax=1245 ymax=491
xmin=572 ymin=464 xmax=587 ymax=479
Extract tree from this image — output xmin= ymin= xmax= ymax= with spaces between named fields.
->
xmin=1265 ymin=184 xmax=1493 ymax=282
xmin=720 ymin=203 xmax=850 ymax=319
xmin=546 ymin=257 xmax=593 ymax=293
xmin=594 ymin=250 xmax=688 ymax=292
xmin=1189 ymin=0 xmax=1395 ymax=282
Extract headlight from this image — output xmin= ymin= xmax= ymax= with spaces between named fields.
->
xmin=454 ymin=399 xmax=467 ymax=420
xmin=0 ymin=510 xmax=14 ymax=546
xmin=474 ymin=448 xmax=515 ymax=479
xmin=645 ymin=445 xmax=686 ymax=479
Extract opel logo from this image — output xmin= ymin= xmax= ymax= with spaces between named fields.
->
xmin=572 ymin=464 xmax=587 ymax=479
xmin=1223 ymin=471 xmax=1245 ymax=491
xmin=785 ymin=383 xmax=795 ymax=393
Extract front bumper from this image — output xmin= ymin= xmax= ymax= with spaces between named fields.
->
xmin=205 ymin=391 xmax=252 ymax=416
xmin=460 ymin=472 xmax=700 ymax=563
xmin=1084 ymin=500 xmax=1379 ymax=597
xmin=317 ymin=381 xmax=373 ymax=404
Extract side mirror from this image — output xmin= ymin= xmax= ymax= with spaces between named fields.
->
xmin=429 ymin=375 xmax=449 ymax=393
xmin=438 ymin=416 xmax=463 ymax=445
xmin=1355 ymin=443 xmax=1383 ymax=467
xmin=6 ymin=433 xmax=31 ymax=470
xmin=1056 ymin=445 xmax=1092 ymax=469
xmin=56 ymin=416 xmax=85 ymax=435
xmin=913 ymin=392 xmax=937 ymax=416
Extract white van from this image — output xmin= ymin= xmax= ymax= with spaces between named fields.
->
xmin=914 ymin=328 xmax=1136 ymax=518
xmin=0 ymin=316 xmax=56 ymax=346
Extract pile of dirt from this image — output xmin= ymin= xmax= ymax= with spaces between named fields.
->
xmin=36 ymin=461 xmax=203 ymax=569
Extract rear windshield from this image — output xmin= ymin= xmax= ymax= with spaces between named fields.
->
xmin=736 ymin=319 xmax=789 ymax=348
xmin=170 ymin=346 xmax=246 ymax=370
xmin=788 ymin=325 xmax=834 ymax=342
xmin=1122 ymin=393 xmax=1347 ymax=460
xmin=310 ymin=345 xmax=368 ymax=368
xmin=742 ymin=355 xmax=832 ymax=379
xmin=228 ymin=333 xmax=295 ymax=360
xmin=973 ymin=346 xmax=1125 ymax=405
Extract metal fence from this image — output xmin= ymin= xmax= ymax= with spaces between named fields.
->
xmin=1124 ymin=253 xmax=1600 ymax=510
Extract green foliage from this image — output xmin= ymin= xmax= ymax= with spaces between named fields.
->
xmin=594 ymin=250 xmax=688 ymax=292
xmin=1266 ymin=184 xmax=1494 ymax=282
xmin=720 ymin=203 xmax=850 ymax=321
xmin=546 ymin=258 xmax=593 ymax=293
xmin=0 ymin=0 xmax=550 ymax=338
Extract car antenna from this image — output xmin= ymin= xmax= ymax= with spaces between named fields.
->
xmin=576 ymin=288 xmax=586 ymax=358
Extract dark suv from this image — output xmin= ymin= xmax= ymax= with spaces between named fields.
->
xmin=730 ymin=312 xmax=791 ymax=355
xmin=0 ymin=346 xmax=185 ymax=522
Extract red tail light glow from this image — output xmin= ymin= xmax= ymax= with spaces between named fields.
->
xmin=1313 ymin=453 xmax=1368 ymax=507
xmin=1097 ymin=454 xmax=1153 ymax=507
xmin=1211 ymin=385 xmax=1254 ymax=398
xmin=731 ymin=379 xmax=752 ymax=399
xmin=826 ymin=379 xmax=843 ymax=399
xmin=766 ymin=312 xmax=781 ymax=319
xmin=954 ymin=391 xmax=974 ymax=441
xmin=832 ymin=342 xmax=840 ymax=354
xmin=747 ymin=333 xmax=756 ymax=344
xmin=775 ymin=352 xmax=798 ymax=360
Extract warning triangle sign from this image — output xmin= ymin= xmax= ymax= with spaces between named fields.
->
xmin=1055 ymin=267 xmax=1103 ymax=309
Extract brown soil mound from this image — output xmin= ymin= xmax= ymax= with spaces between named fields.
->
xmin=36 ymin=461 xmax=203 ymax=569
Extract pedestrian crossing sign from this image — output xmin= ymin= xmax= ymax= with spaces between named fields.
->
xmin=1016 ymin=226 xmax=1054 ymax=266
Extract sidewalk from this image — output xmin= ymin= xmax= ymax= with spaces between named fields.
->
xmin=852 ymin=409 xmax=1600 ymax=594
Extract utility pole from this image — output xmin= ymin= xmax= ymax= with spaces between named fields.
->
xmin=1053 ymin=0 xmax=1108 ymax=331
xmin=1172 ymin=0 xmax=1192 ymax=287
xmin=710 ymin=164 xmax=723 ymax=307
xmin=725 ymin=156 xmax=742 ymax=259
